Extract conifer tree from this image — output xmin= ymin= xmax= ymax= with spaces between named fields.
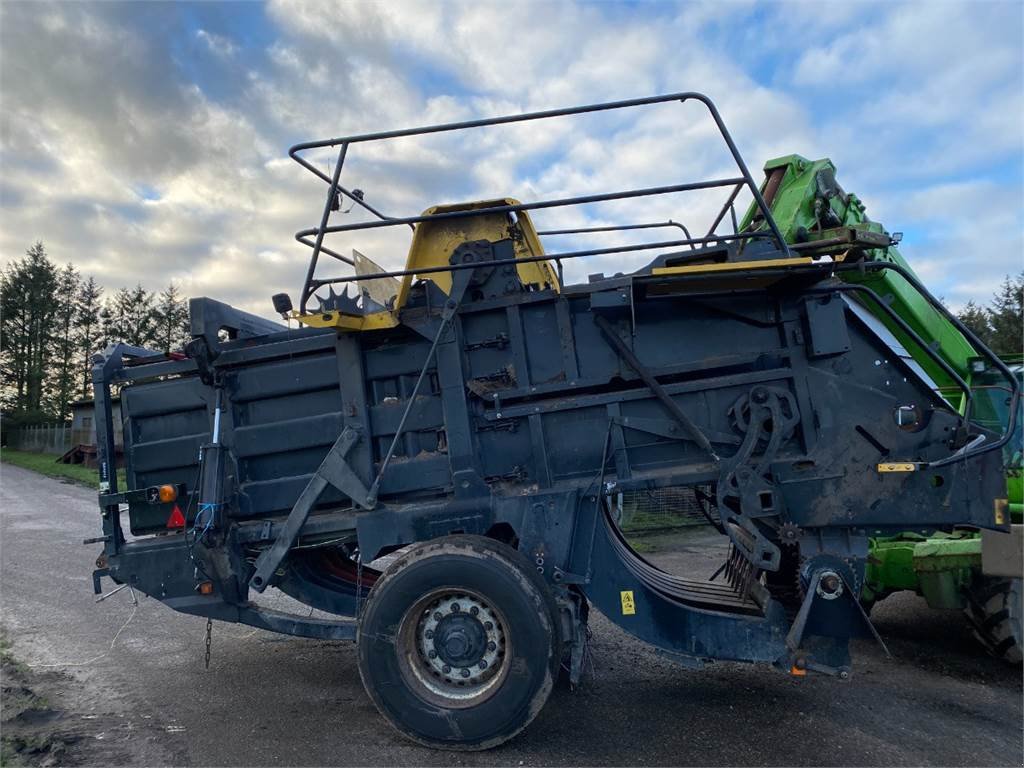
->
xmin=0 ymin=242 xmax=59 ymax=419
xmin=47 ymin=262 xmax=80 ymax=420
xmin=155 ymin=282 xmax=191 ymax=353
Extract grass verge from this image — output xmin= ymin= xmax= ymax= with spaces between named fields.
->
xmin=0 ymin=449 xmax=124 ymax=489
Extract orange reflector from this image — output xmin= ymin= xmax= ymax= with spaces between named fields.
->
xmin=166 ymin=505 xmax=186 ymax=529
xmin=158 ymin=484 xmax=178 ymax=503
xmin=790 ymin=665 xmax=807 ymax=677
xmin=196 ymin=581 xmax=214 ymax=595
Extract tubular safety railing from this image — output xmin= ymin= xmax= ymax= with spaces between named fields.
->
xmin=288 ymin=92 xmax=790 ymax=313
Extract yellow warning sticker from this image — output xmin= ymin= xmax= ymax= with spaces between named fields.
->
xmin=995 ymin=498 xmax=1008 ymax=525
xmin=620 ymin=590 xmax=636 ymax=615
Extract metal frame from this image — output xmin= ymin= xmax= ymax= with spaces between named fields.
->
xmin=86 ymin=94 xmax=1017 ymax=710
xmin=288 ymin=92 xmax=790 ymax=312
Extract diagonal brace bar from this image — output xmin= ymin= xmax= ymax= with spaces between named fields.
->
xmin=249 ymin=426 xmax=369 ymax=592
xmin=594 ymin=314 xmax=719 ymax=462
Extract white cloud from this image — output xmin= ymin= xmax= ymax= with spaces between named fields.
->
xmin=870 ymin=179 xmax=1023 ymax=311
xmin=196 ymin=28 xmax=238 ymax=58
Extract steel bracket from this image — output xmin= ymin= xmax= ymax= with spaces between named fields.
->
xmin=783 ymin=567 xmax=889 ymax=675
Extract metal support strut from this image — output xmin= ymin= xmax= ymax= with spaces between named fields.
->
xmin=594 ymin=314 xmax=720 ymax=461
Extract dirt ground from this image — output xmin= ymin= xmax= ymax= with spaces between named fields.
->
xmin=2 ymin=463 xmax=1022 ymax=767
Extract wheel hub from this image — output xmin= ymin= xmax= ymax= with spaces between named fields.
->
xmin=433 ymin=613 xmax=487 ymax=667
xmin=414 ymin=592 xmax=505 ymax=693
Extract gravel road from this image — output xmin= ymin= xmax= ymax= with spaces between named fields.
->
xmin=2 ymin=462 xmax=1021 ymax=766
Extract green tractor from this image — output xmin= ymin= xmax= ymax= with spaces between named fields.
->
xmin=743 ymin=156 xmax=1023 ymax=662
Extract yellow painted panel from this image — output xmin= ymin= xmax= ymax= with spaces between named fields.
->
xmin=395 ymin=200 xmax=560 ymax=310
xmin=293 ymin=310 xmax=399 ymax=331
xmin=651 ymin=256 xmax=814 ymax=276
xmin=877 ymin=462 xmax=917 ymax=473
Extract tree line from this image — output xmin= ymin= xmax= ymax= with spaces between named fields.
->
xmin=1 ymin=241 xmax=192 ymax=427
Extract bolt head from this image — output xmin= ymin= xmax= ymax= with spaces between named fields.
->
xmin=461 ymin=668 xmax=471 ymax=678
xmin=442 ymin=664 xmax=451 ymax=674
xmin=428 ymin=650 xmax=437 ymax=659
xmin=451 ymin=602 xmax=461 ymax=613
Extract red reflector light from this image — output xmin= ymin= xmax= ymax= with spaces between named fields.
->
xmin=166 ymin=505 xmax=186 ymax=529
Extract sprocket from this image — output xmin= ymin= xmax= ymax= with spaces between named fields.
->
xmin=777 ymin=521 xmax=801 ymax=547
xmin=315 ymin=285 xmax=388 ymax=315
xmin=316 ymin=286 xmax=361 ymax=314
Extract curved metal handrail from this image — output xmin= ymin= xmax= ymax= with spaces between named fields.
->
xmin=287 ymin=92 xmax=790 ymax=312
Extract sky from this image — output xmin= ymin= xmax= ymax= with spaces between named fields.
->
xmin=1 ymin=0 xmax=1022 ymax=318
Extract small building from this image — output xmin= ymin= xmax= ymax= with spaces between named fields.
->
xmin=70 ymin=398 xmax=123 ymax=447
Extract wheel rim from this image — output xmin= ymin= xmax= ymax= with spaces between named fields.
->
xmin=397 ymin=588 xmax=510 ymax=709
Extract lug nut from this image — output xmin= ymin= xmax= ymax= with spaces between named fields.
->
xmin=425 ymin=629 xmax=434 ymax=639
xmin=479 ymin=660 xmax=488 ymax=669
xmin=484 ymin=621 xmax=493 ymax=630
xmin=434 ymin=612 xmax=443 ymax=621
xmin=428 ymin=650 xmax=437 ymax=659
xmin=442 ymin=664 xmax=451 ymax=674
xmin=487 ymin=641 xmax=496 ymax=651
xmin=470 ymin=606 xmax=479 ymax=616
xmin=451 ymin=603 xmax=461 ymax=613
xmin=461 ymin=668 xmax=471 ymax=678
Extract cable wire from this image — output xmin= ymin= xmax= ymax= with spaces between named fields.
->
xmin=29 ymin=596 xmax=138 ymax=669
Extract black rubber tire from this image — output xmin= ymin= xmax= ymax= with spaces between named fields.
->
xmin=964 ymin=577 xmax=1023 ymax=664
xmin=356 ymin=535 xmax=560 ymax=750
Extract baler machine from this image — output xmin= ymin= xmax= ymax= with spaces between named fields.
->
xmin=89 ymin=93 xmax=1018 ymax=750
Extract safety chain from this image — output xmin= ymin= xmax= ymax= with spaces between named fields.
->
xmin=355 ymin=553 xmax=365 ymax=618
xmin=204 ymin=618 xmax=213 ymax=670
